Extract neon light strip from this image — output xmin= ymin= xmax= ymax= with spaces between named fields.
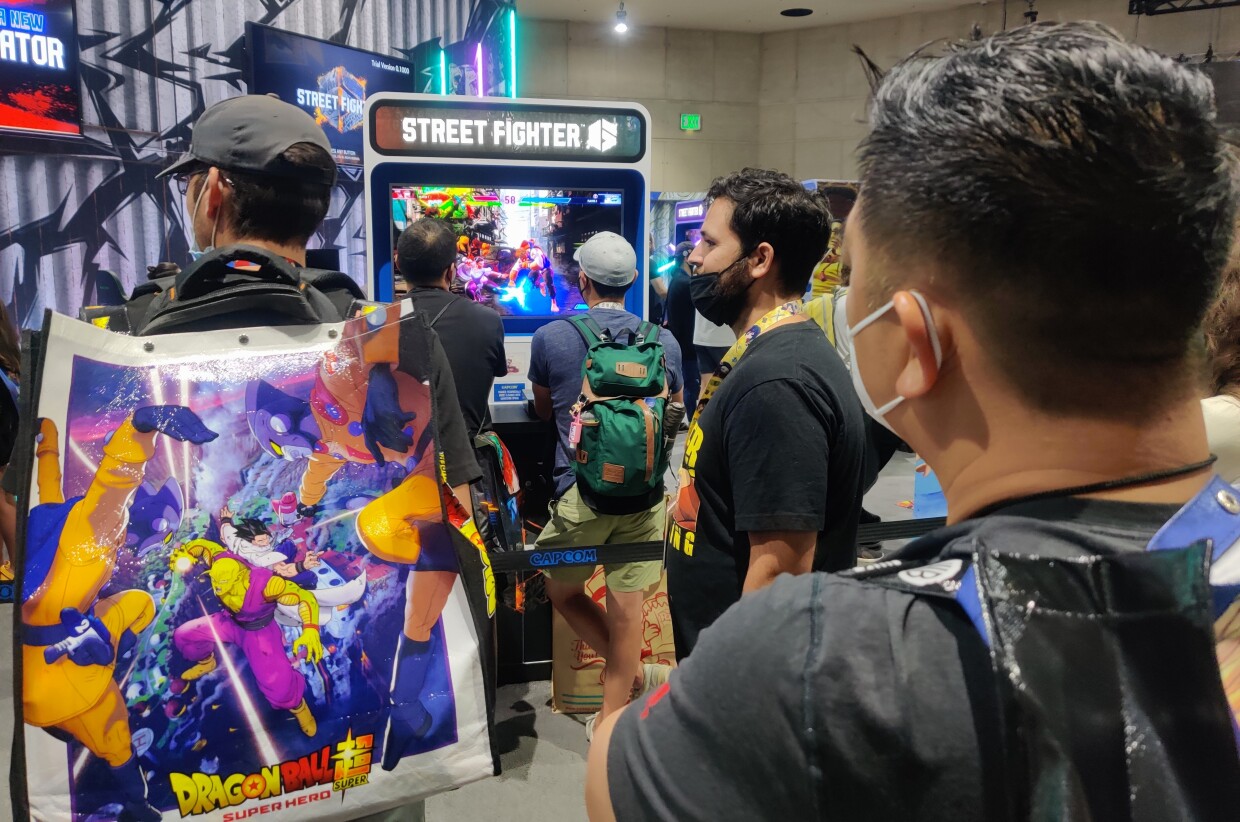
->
xmin=440 ymin=50 xmax=448 ymax=95
xmin=509 ymin=9 xmax=517 ymax=98
xmin=476 ymin=43 xmax=485 ymax=97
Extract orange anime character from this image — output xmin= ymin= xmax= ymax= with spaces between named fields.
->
xmin=21 ymin=407 xmax=217 ymax=821
xmin=246 ymin=305 xmax=494 ymax=770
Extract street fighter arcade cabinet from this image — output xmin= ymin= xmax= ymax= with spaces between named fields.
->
xmin=364 ymin=93 xmax=653 ymax=680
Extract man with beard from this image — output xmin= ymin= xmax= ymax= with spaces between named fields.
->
xmin=665 ymin=169 xmax=866 ymax=658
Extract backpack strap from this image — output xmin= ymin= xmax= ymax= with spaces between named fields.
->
xmin=428 ymin=296 xmax=463 ymax=329
xmin=841 ymin=555 xmax=987 ymax=642
xmin=568 ymin=314 xmax=610 ymax=344
xmin=301 ymin=267 xmax=365 ymax=320
xmin=635 ymin=321 xmax=660 ymax=345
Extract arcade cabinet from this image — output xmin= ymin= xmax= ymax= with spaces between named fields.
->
xmin=364 ymin=93 xmax=652 ymax=682
xmin=673 ymin=198 xmax=705 ymax=247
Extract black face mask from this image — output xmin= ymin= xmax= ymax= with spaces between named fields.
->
xmin=689 ymin=254 xmax=751 ymax=328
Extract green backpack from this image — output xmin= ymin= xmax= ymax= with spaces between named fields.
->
xmin=567 ymin=315 xmax=670 ymax=509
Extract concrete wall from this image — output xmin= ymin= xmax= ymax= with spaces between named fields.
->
xmin=519 ymin=20 xmax=761 ymax=191
xmin=763 ymin=0 xmax=1240 ymax=181
xmin=523 ymin=3 xmax=1240 ymax=189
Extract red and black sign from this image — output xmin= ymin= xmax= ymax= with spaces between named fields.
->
xmin=0 ymin=0 xmax=81 ymax=136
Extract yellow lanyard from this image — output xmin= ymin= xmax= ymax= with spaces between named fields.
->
xmin=689 ymin=300 xmax=804 ymax=433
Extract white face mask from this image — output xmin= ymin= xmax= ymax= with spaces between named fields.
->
xmin=187 ymin=177 xmax=220 ymax=262
xmin=848 ymin=289 xmax=942 ymax=432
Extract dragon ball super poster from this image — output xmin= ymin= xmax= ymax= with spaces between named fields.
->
xmin=11 ymin=305 xmax=497 ymax=821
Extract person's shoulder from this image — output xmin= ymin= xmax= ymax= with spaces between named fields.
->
xmin=702 ymin=571 xmax=895 ymax=651
xmin=458 ymin=295 xmax=505 ymax=329
xmin=532 ymin=316 xmax=574 ymax=343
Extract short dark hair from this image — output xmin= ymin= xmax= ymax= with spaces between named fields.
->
xmin=202 ymin=142 xmax=335 ymax=247
xmin=232 ymin=518 xmax=270 ymax=542
xmin=587 ymin=278 xmax=630 ymax=301
xmin=857 ymin=22 xmax=1238 ymax=418
xmin=396 ymin=217 xmax=458 ymax=285
xmin=705 ymin=168 xmax=832 ymax=297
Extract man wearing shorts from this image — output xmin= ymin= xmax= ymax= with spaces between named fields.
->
xmin=528 ymin=232 xmax=684 ymax=738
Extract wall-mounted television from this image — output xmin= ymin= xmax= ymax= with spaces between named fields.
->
xmin=246 ymin=23 xmax=414 ymax=167
xmin=390 ymin=185 xmax=625 ymax=319
xmin=0 ymin=0 xmax=81 ymax=137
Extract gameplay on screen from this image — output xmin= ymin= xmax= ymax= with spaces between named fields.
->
xmin=390 ymin=186 xmax=624 ymax=317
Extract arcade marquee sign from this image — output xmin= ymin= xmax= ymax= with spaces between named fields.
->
xmin=369 ymin=99 xmax=647 ymax=164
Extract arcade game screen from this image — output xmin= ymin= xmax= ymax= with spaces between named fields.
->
xmin=390 ymin=186 xmax=624 ymax=317
xmin=0 ymin=0 xmax=81 ymax=136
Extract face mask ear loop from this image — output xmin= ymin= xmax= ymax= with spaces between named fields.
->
xmin=906 ymin=290 xmax=943 ymax=368
xmin=848 ymin=299 xmax=895 ymax=337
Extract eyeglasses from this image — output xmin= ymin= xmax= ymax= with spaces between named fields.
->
xmin=173 ymin=173 xmax=197 ymax=197
xmin=174 ymin=170 xmax=235 ymax=198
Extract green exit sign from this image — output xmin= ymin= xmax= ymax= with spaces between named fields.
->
xmin=680 ymin=113 xmax=701 ymax=131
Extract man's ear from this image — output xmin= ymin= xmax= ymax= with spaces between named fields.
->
xmin=892 ymin=290 xmax=944 ymax=399
xmin=203 ymin=167 xmax=229 ymax=221
xmin=748 ymin=241 xmax=776 ymax=282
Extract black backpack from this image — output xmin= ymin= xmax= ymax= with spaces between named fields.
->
xmin=80 ymin=244 xmax=364 ymax=335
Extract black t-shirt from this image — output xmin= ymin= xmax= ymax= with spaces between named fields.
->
xmin=609 ymin=497 xmax=1200 ymax=821
xmin=663 ymin=271 xmax=695 ymax=353
xmin=666 ymin=321 xmax=865 ymax=657
xmin=394 ymin=307 xmax=483 ymax=488
xmin=408 ymin=286 xmax=507 ymax=437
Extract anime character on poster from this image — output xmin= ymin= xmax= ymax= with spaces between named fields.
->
xmin=247 ymin=304 xmax=495 ymax=771
xmin=169 ymin=538 xmax=322 ymax=737
xmin=20 ymin=406 xmax=217 ymax=822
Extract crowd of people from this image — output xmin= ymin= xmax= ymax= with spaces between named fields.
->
xmin=2 ymin=17 xmax=1240 ymax=822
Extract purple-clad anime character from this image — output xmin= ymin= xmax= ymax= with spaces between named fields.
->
xmin=171 ymin=542 xmax=321 ymax=737
xmin=125 ymin=478 xmax=183 ymax=558
xmin=244 ymin=380 xmax=323 ymax=461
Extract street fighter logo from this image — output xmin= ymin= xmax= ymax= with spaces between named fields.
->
xmin=307 ymin=66 xmax=367 ymax=134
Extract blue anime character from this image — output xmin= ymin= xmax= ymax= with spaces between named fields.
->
xmin=244 ymin=379 xmax=323 ymax=462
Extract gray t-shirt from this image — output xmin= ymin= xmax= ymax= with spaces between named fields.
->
xmin=528 ymin=307 xmax=683 ymax=502
xmin=607 ymin=497 xmax=1191 ymax=821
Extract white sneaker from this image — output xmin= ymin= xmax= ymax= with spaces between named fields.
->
xmin=636 ymin=663 xmax=671 ymax=699
xmin=585 ymin=712 xmax=598 ymax=742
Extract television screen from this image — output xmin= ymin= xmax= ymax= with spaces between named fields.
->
xmin=0 ymin=0 xmax=80 ymax=137
xmin=390 ymin=186 xmax=625 ymax=318
xmin=246 ymin=23 xmax=414 ymax=166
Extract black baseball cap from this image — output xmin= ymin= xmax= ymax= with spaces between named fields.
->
xmin=158 ymin=95 xmax=337 ymax=186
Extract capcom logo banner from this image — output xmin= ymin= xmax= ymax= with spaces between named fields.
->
xmin=170 ymin=730 xmax=373 ymax=817
xmin=12 ymin=306 xmax=496 ymax=820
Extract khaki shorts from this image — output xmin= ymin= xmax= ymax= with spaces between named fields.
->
xmin=537 ymin=484 xmax=664 ymax=593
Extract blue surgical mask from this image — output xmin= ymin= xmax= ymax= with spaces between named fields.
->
xmin=848 ymin=289 xmax=942 ymax=432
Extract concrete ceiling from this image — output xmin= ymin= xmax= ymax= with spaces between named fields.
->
xmin=517 ymin=0 xmax=980 ymax=33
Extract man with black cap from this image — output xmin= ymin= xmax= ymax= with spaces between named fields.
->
xmin=528 ymin=231 xmax=684 ymax=739
xmin=123 ymin=95 xmax=482 ymax=776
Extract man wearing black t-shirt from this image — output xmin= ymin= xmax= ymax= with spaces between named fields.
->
xmin=665 ymin=168 xmax=866 ymax=658
xmin=588 ymin=23 xmax=1240 ymax=822
xmin=396 ymin=216 xmax=507 ymax=435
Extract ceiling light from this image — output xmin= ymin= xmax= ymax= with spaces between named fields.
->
xmin=615 ymin=2 xmax=628 ymax=33
xmin=780 ymin=8 xmax=814 ymax=17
